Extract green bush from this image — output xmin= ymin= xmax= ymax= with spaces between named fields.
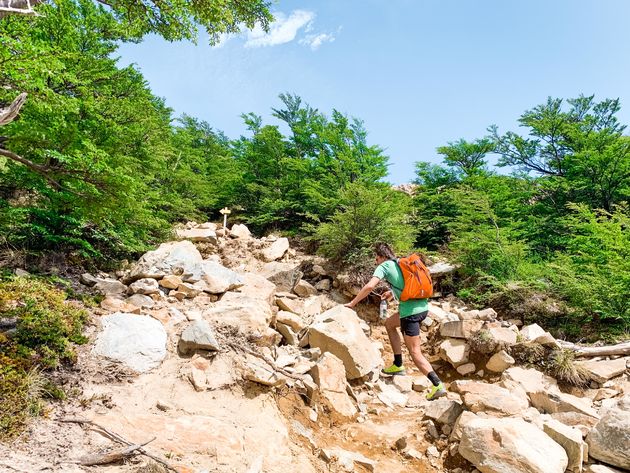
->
xmin=309 ymin=183 xmax=415 ymax=266
xmin=0 ymin=277 xmax=87 ymax=439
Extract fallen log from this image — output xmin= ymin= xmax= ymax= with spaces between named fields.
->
xmin=77 ymin=438 xmax=155 ymax=466
xmin=58 ymin=418 xmax=178 ymax=472
xmin=556 ymin=340 xmax=630 ymax=357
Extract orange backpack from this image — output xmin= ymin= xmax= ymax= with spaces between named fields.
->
xmin=394 ymin=254 xmax=433 ymax=301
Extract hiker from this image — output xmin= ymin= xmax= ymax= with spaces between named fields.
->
xmin=344 ymin=242 xmax=446 ymax=400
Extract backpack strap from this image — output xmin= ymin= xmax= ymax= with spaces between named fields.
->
xmin=388 ymin=258 xmax=404 ymax=292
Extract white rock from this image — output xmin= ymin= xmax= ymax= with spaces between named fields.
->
xmin=200 ymin=261 xmax=244 ymax=293
xmin=543 ymin=419 xmax=585 ymax=473
xmin=520 ymin=323 xmax=547 ymax=341
xmin=127 ymin=241 xmax=204 ymax=283
xmin=230 ymin=223 xmax=251 ymax=239
xmin=308 ymin=307 xmax=382 ymax=380
xmin=93 ymin=313 xmax=166 ymax=373
xmin=458 ymin=415 xmax=569 ymax=473
xmin=176 ymin=227 xmax=217 ymax=243
xmin=262 ymin=238 xmax=290 ymax=262
xmin=128 ymin=277 xmax=160 ymax=295
xmin=311 ymin=353 xmax=357 ymax=421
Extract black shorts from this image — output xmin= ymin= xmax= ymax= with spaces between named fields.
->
xmin=400 ymin=311 xmax=428 ymax=337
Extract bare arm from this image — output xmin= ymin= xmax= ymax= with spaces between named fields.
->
xmin=344 ymin=277 xmax=381 ymax=308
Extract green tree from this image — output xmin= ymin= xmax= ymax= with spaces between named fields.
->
xmin=436 ymin=137 xmax=493 ymax=177
xmin=311 ymin=183 xmax=415 ymax=266
xmin=0 ymin=0 xmax=272 ymax=43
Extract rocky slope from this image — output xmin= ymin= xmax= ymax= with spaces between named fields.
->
xmin=1 ymin=221 xmax=628 ymax=473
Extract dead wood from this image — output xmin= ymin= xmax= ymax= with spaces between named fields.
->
xmin=76 ymin=438 xmax=155 ymax=466
xmin=556 ymin=340 xmax=630 ymax=357
xmin=0 ymin=93 xmax=27 ymax=125
xmin=58 ymin=418 xmax=178 ymax=472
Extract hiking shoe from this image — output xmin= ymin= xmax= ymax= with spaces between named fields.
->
xmin=426 ymin=382 xmax=447 ymax=400
xmin=381 ymin=364 xmax=406 ymax=376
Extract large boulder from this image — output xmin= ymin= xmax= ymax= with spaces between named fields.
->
xmin=520 ymin=323 xmax=547 ymax=341
xmin=501 ymin=366 xmax=559 ymax=396
xmin=235 ymin=272 xmax=277 ymax=305
xmin=587 ymin=396 xmax=630 ymax=469
xmin=529 ymin=390 xmax=599 ymax=418
xmin=307 ymin=306 xmax=382 ymax=380
xmin=126 ymin=241 xmax=204 ymax=283
xmin=578 ymin=358 xmax=628 ymax=384
xmin=176 ymin=227 xmax=217 ymax=243
xmin=543 ymin=419 xmax=586 ymax=473
xmin=204 ymin=292 xmax=273 ymax=338
xmin=458 ymin=415 xmax=569 ymax=473
xmin=261 ymin=238 xmax=290 ymax=262
xmin=199 ymin=261 xmax=244 ymax=294
xmin=310 ymin=352 xmax=357 ymax=421
xmin=93 ymin=313 xmax=167 ymax=372
xmin=451 ymin=380 xmax=529 ymax=416
xmin=262 ymin=262 xmax=303 ymax=292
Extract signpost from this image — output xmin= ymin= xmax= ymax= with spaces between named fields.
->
xmin=219 ymin=207 xmax=231 ymax=236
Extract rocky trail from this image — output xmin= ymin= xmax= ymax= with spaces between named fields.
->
xmin=1 ymin=221 xmax=629 ymax=473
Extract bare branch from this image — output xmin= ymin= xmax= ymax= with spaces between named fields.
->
xmin=0 ymin=93 xmax=27 ymax=126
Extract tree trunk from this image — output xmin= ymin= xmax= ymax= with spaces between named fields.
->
xmin=556 ymin=340 xmax=630 ymax=357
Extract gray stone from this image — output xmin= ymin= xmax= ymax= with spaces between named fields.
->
xmin=126 ymin=293 xmax=155 ymax=309
xmin=80 ymin=273 xmax=98 ymax=286
xmin=439 ymin=338 xmax=470 ymax=367
xmin=262 ymin=262 xmax=303 ymax=292
xmin=178 ymin=320 xmax=220 ymax=354
xmin=93 ymin=313 xmax=166 ymax=372
xmin=94 ymin=278 xmax=127 ymax=296
xmin=587 ymin=396 xmax=630 ymax=469
xmin=128 ymin=277 xmax=160 ymax=295
xmin=126 ymin=240 xmax=204 ymax=283
xmin=200 ymin=260 xmax=244 ymax=293
xmin=424 ymin=398 xmax=464 ymax=425
xmin=440 ymin=320 xmax=484 ymax=339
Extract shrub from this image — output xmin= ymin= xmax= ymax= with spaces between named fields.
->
xmin=309 ymin=183 xmax=415 ymax=267
xmin=0 ymin=276 xmax=87 ymax=439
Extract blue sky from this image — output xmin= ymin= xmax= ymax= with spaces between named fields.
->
xmin=117 ymin=0 xmax=630 ymax=184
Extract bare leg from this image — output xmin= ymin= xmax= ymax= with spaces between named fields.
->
xmin=384 ymin=312 xmax=402 ymax=356
xmin=403 ymin=334 xmax=434 ymax=376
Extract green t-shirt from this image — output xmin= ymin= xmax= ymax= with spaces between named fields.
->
xmin=373 ymin=260 xmax=429 ymax=318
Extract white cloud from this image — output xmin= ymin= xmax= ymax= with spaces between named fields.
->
xmin=245 ymin=10 xmax=315 ymax=48
xmin=300 ymin=32 xmax=336 ymax=51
